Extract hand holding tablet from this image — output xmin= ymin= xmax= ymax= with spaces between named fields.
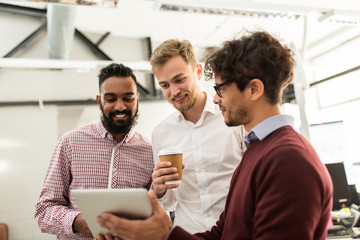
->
xmin=71 ymin=188 xmax=152 ymax=239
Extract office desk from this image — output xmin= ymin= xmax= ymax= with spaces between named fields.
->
xmin=326 ymin=227 xmax=360 ymax=239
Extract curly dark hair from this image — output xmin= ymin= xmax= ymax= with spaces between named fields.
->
xmin=204 ymin=31 xmax=295 ymax=104
xmin=98 ymin=63 xmax=137 ymax=90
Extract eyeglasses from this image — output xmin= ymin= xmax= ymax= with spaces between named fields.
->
xmin=213 ymin=82 xmax=228 ymax=97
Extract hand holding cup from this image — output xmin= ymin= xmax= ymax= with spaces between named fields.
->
xmin=151 ymin=147 xmax=183 ymax=198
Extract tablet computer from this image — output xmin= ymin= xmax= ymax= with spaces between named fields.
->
xmin=71 ymin=188 xmax=152 ymax=238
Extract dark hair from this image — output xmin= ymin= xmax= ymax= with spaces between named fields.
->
xmin=204 ymin=31 xmax=295 ymax=104
xmin=98 ymin=63 xmax=137 ymax=90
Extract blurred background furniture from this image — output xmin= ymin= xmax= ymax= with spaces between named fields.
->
xmin=0 ymin=223 xmax=8 ymax=240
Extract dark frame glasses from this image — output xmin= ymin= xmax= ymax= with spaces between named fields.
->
xmin=213 ymin=82 xmax=228 ymax=97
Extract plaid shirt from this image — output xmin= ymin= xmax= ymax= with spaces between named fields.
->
xmin=34 ymin=121 xmax=154 ymax=240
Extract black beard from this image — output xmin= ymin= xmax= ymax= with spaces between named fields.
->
xmin=100 ymin=104 xmax=138 ymax=135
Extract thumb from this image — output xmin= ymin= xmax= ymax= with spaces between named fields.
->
xmin=148 ymin=190 xmax=161 ymax=213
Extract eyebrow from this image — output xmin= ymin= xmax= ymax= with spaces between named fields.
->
xmin=103 ymin=92 xmax=136 ymax=97
xmin=158 ymin=73 xmax=184 ymax=85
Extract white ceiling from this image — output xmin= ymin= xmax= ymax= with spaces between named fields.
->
xmin=77 ymin=0 xmax=360 ymax=84
xmin=4 ymin=0 xmax=360 ymax=47
xmin=1 ymin=0 xmax=360 ymax=82
xmin=72 ymin=0 xmax=358 ymax=48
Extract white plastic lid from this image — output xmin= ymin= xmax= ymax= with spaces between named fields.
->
xmin=158 ymin=147 xmax=183 ymax=156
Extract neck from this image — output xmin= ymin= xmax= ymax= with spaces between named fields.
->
xmin=244 ymin=102 xmax=281 ymax=132
xmin=182 ymin=91 xmax=207 ymax=124
xmin=113 ymin=132 xmax=127 ymax=143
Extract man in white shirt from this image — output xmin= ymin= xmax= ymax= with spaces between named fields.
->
xmin=150 ymin=39 xmax=245 ymax=233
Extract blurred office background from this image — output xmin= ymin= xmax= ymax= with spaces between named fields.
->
xmin=0 ymin=0 xmax=360 ymax=239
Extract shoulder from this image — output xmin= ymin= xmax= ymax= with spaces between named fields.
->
xmin=59 ymin=122 xmax=99 ymax=143
xmin=269 ymin=127 xmax=311 ymax=152
xmin=156 ymin=112 xmax=179 ymax=128
xmin=152 ymin=112 xmax=179 ymax=135
xmin=254 ymin=127 xmax=321 ymax=170
xmin=131 ymin=130 xmax=152 ymax=147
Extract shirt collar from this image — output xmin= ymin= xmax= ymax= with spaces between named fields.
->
xmin=96 ymin=120 xmax=135 ymax=144
xmin=96 ymin=120 xmax=108 ymax=138
xmin=247 ymin=114 xmax=294 ymax=142
xmin=175 ymin=92 xmax=217 ymax=122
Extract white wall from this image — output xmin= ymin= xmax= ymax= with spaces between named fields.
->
xmin=0 ymin=106 xmax=58 ymax=240
xmin=0 ymin=100 xmax=177 ymax=240
xmin=0 ymin=11 xmax=171 ymax=239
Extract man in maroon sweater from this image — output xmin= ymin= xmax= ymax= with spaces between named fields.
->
xmin=96 ymin=31 xmax=333 ymax=240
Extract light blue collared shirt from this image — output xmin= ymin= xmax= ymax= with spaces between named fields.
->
xmin=244 ymin=114 xmax=294 ymax=146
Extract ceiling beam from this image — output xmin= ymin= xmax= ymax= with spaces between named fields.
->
xmin=3 ymin=20 xmax=46 ymax=58
xmin=310 ymin=64 xmax=360 ymax=87
xmin=0 ymin=95 xmax=166 ymax=107
xmin=0 ymin=2 xmax=46 ymax=17
xmin=95 ymin=32 xmax=111 ymax=46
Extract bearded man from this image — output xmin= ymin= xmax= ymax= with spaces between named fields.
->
xmin=34 ymin=63 xmax=154 ymax=240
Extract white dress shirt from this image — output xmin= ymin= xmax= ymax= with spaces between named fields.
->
xmin=151 ymin=93 xmax=246 ymax=233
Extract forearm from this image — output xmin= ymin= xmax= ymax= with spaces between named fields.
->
xmin=35 ymin=199 xmax=80 ymax=235
xmin=35 ymin=138 xmax=76 ymax=235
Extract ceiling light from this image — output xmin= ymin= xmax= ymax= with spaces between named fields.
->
xmin=319 ymin=10 xmax=359 ymax=25
xmin=157 ymin=3 xmax=302 ymax=19
xmin=1 ymin=0 xmax=118 ymax=7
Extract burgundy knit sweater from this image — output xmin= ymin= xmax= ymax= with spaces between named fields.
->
xmin=169 ymin=126 xmax=333 ymax=240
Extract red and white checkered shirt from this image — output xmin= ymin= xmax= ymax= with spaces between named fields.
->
xmin=34 ymin=121 xmax=154 ymax=240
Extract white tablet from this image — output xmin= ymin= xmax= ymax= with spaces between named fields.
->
xmin=71 ymin=188 xmax=152 ymax=238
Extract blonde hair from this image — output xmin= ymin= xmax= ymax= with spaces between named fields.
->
xmin=150 ymin=39 xmax=197 ymax=73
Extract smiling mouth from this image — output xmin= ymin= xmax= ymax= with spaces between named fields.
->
xmin=219 ymin=105 xmax=226 ymax=112
xmin=173 ymin=95 xmax=186 ymax=102
xmin=112 ymin=113 xmax=128 ymax=121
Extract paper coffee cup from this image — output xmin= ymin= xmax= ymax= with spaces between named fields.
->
xmin=158 ymin=147 xmax=183 ymax=185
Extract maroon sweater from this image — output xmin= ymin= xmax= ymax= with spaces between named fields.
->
xmin=169 ymin=126 xmax=333 ymax=240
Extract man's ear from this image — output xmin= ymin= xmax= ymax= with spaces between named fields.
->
xmin=96 ymin=95 xmax=101 ymax=106
xmin=248 ymin=78 xmax=264 ymax=101
xmin=196 ymin=63 xmax=203 ymax=80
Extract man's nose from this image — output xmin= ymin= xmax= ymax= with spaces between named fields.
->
xmin=170 ymin=85 xmax=180 ymax=97
xmin=114 ymin=99 xmax=126 ymax=111
xmin=213 ymin=93 xmax=221 ymax=105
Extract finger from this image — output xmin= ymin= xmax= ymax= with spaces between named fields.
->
xmin=98 ymin=213 xmax=133 ymax=237
xmin=153 ymin=167 xmax=178 ymax=179
xmin=164 ymin=183 xmax=180 ymax=189
xmin=148 ymin=190 xmax=164 ymax=213
xmin=153 ymin=161 xmax=172 ymax=171
xmin=152 ymin=169 xmax=178 ymax=187
xmin=148 ymin=190 xmax=173 ymax=224
xmin=105 ymin=233 xmax=115 ymax=240
xmin=96 ymin=234 xmax=105 ymax=240
xmin=153 ymin=172 xmax=179 ymax=184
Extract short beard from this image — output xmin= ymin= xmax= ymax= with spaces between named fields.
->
xmin=225 ymin=107 xmax=247 ymax=127
xmin=100 ymin=104 xmax=138 ymax=135
xmin=169 ymin=96 xmax=197 ymax=112
xmin=170 ymin=88 xmax=199 ymax=112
